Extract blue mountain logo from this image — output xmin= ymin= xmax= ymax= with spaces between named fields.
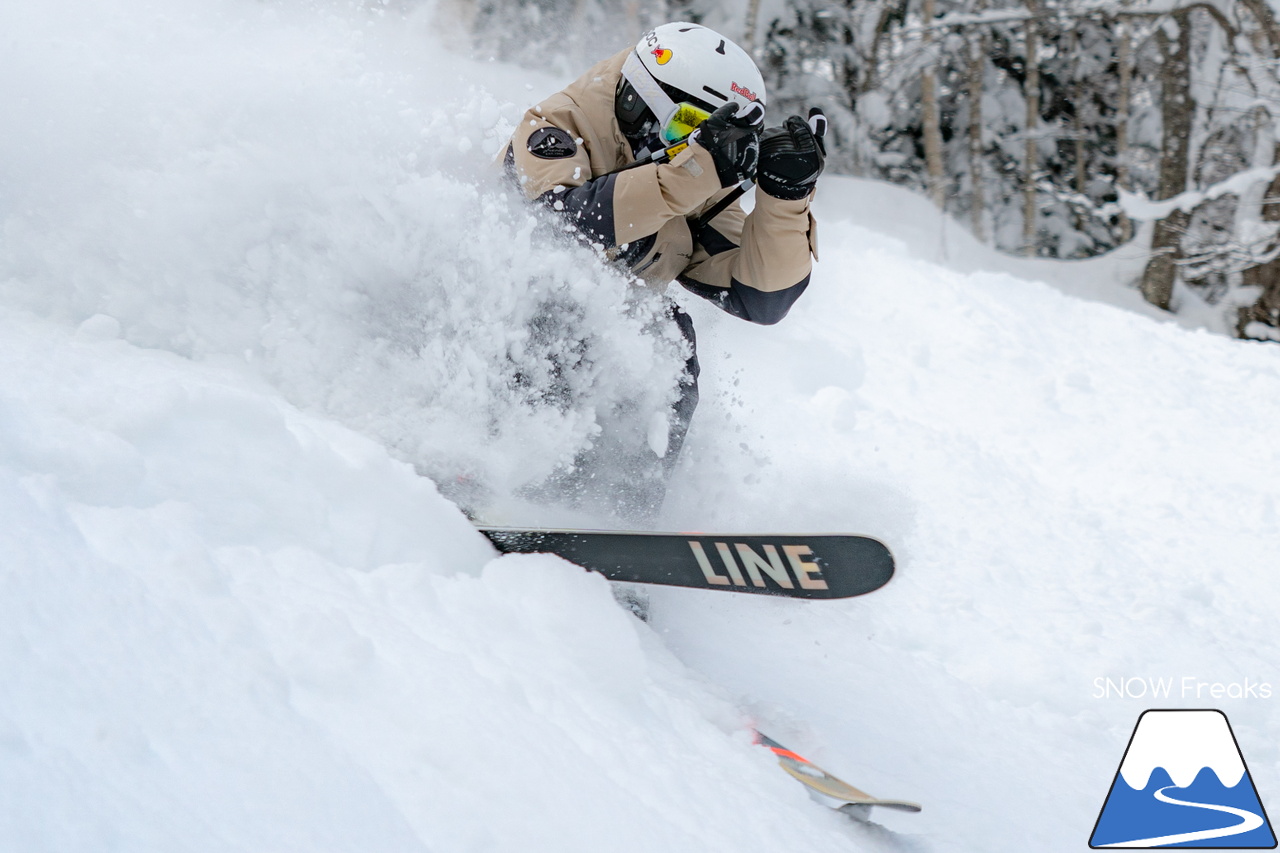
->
xmin=1091 ymin=709 xmax=1276 ymax=848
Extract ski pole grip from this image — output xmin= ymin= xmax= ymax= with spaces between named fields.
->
xmin=808 ymin=107 xmax=828 ymax=154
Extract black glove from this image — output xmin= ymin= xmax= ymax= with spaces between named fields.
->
xmin=693 ymin=102 xmax=764 ymax=188
xmin=756 ymin=109 xmax=827 ymax=200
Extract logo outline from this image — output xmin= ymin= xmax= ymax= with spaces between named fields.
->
xmin=1090 ymin=709 xmax=1276 ymax=849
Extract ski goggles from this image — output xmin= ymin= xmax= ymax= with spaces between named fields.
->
xmin=659 ymin=102 xmax=713 ymax=145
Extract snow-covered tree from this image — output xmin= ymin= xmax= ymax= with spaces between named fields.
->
xmin=455 ymin=0 xmax=1280 ymax=338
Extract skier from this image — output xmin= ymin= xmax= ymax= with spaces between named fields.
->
xmin=504 ymin=21 xmax=825 ymax=520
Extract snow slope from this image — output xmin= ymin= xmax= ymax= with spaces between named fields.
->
xmin=0 ymin=308 xmax=863 ymax=852
xmin=3 ymin=2 xmax=1279 ymax=852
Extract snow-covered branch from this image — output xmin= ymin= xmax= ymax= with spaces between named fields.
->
xmin=1121 ymin=166 xmax=1280 ymax=219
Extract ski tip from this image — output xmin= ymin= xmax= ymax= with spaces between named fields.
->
xmin=754 ymin=730 xmax=921 ymax=815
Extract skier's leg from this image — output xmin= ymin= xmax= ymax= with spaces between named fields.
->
xmin=607 ymin=314 xmax=693 ymax=617
xmin=611 ymin=584 xmax=651 ymax=622
xmin=519 ymin=302 xmax=700 ymax=525
xmin=662 ymin=303 xmax=700 ymax=478
xmin=591 ymin=303 xmax=699 ymax=522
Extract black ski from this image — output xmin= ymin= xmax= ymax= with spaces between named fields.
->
xmin=476 ymin=527 xmax=894 ymax=599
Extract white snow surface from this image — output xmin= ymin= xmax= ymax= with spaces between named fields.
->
xmin=3 ymin=2 xmax=1280 ymax=852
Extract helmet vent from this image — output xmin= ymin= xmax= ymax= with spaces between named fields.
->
xmin=702 ymin=85 xmax=727 ymax=101
xmin=716 ymin=40 xmax=726 ymax=55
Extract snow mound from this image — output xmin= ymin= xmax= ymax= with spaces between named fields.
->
xmin=0 ymin=307 xmax=871 ymax=852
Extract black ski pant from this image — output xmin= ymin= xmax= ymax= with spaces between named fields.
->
xmin=664 ymin=303 xmax=700 ymax=478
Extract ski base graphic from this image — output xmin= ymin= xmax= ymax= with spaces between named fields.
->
xmin=477 ymin=527 xmax=894 ymax=599
xmin=757 ymin=732 xmax=922 ymax=818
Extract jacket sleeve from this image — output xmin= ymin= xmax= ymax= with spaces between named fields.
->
xmin=677 ymin=192 xmax=818 ymax=325
xmin=508 ymin=105 xmax=722 ymax=250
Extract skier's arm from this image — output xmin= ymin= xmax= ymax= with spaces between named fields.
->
xmin=678 ymin=193 xmax=818 ymax=326
xmin=507 ymin=107 xmax=721 ymax=249
xmin=678 ymin=112 xmax=825 ymax=325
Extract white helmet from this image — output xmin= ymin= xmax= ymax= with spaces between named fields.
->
xmin=616 ymin=23 xmax=766 ymax=142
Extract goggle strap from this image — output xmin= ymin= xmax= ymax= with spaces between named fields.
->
xmin=621 ymin=52 xmax=679 ymax=130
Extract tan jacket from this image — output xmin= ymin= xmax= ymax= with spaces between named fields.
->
xmin=506 ymin=49 xmax=818 ymax=324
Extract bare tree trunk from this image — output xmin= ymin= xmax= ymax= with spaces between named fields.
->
xmin=742 ymin=0 xmax=762 ymax=52
xmin=1070 ymin=29 xmax=1087 ymax=196
xmin=624 ymin=1 xmax=640 ymax=38
xmin=1236 ymin=0 xmax=1280 ymax=53
xmin=1116 ymin=14 xmax=1134 ymax=242
xmin=868 ymin=4 xmax=901 ymax=95
xmin=1022 ymin=2 xmax=1041 ymax=256
xmin=1239 ymin=144 xmax=1280 ymax=336
xmin=921 ymin=0 xmax=946 ymax=207
xmin=1140 ymin=12 xmax=1194 ymax=310
xmin=968 ymin=25 xmax=987 ymax=241
xmin=1232 ymin=0 xmax=1280 ymax=335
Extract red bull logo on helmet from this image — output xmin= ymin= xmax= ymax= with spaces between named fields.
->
xmin=651 ymin=47 xmax=673 ymax=65
xmin=730 ymin=81 xmax=759 ymax=102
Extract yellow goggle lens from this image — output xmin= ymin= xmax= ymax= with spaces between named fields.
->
xmin=660 ymin=102 xmax=712 ymax=145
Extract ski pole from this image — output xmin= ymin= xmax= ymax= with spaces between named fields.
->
xmin=694 ymin=181 xmax=752 ymax=233
xmin=605 ymin=140 xmax=693 ymax=176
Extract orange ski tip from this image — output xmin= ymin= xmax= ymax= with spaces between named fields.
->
xmin=752 ymin=730 xmax=812 ymax=763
